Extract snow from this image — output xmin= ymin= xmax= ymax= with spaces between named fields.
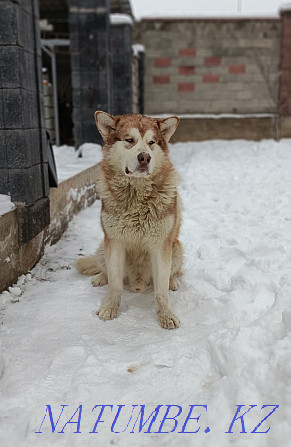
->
xmin=1 ymin=139 xmax=291 ymax=445
xmin=132 ymin=0 xmax=287 ymax=20
xmin=280 ymin=2 xmax=291 ymax=11
xmin=110 ymin=13 xmax=133 ymax=26
xmin=53 ymin=143 xmax=102 ymax=183
xmin=0 ymin=194 xmax=15 ymax=217
xmin=132 ymin=43 xmax=145 ymax=56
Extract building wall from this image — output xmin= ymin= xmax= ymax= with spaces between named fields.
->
xmin=69 ymin=0 xmax=112 ymax=147
xmin=0 ymin=0 xmax=50 ymax=243
xmin=134 ymin=19 xmax=281 ymax=115
xmin=111 ymin=22 xmax=133 ymax=115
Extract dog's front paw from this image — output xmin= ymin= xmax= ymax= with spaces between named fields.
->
xmin=91 ymin=272 xmax=108 ymax=287
xmin=157 ymin=307 xmax=180 ymax=330
xmin=96 ymin=302 xmax=119 ymax=321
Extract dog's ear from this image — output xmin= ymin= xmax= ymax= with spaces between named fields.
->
xmin=158 ymin=116 xmax=180 ymax=142
xmin=94 ymin=111 xmax=116 ymax=140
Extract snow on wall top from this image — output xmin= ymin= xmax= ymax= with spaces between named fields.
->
xmin=0 ymin=194 xmax=15 ymax=217
xmin=140 ymin=12 xmax=280 ymax=20
xmin=110 ymin=13 xmax=133 ymax=25
xmin=132 ymin=0 xmax=287 ymax=20
xmin=132 ymin=43 xmax=145 ymax=56
xmin=53 ymin=143 xmax=103 ymax=183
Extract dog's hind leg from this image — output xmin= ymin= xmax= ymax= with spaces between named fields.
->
xmin=74 ymin=241 xmax=108 ymax=286
xmin=74 ymin=255 xmax=101 ymax=276
xmin=91 ymin=241 xmax=108 ymax=286
xmin=91 ymin=272 xmax=108 ymax=287
xmin=169 ymin=240 xmax=183 ymax=291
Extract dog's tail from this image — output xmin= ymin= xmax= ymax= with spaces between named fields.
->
xmin=74 ymin=256 xmax=100 ymax=276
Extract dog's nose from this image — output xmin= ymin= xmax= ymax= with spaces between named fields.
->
xmin=137 ymin=152 xmax=151 ymax=166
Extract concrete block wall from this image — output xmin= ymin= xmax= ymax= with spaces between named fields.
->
xmin=0 ymin=0 xmax=50 ymax=243
xmin=68 ymin=0 xmax=111 ymax=146
xmin=0 ymin=162 xmax=100 ymax=293
xmin=111 ymin=19 xmax=133 ymax=115
xmin=134 ymin=19 xmax=282 ymax=115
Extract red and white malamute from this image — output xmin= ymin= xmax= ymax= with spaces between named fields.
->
xmin=75 ymin=112 xmax=183 ymax=329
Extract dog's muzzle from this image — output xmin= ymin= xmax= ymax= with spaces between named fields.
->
xmin=125 ymin=152 xmax=152 ymax=176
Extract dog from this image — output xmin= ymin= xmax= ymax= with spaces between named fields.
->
xmin=74 ymin=112 xmax=183 ymax=329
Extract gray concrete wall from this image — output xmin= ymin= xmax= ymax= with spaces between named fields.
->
xmin=111 ymin=22 xmax=133 ymax=115
xmin=68 ymin=0 xmax=111 ymax=146
xmin=0 ymin=0 xmax=50 ymax=243
xmin=134 ymin=19 xmax=281 ymax=115
xmin=0 ymin=162 xmax=100 ymax=293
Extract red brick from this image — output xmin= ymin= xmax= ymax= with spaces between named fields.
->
xmin=153 ymin=75 xmax=170 ymax=84
xmin=179 ymin=48 xmax=196 ymax=57
xmin=228 ymin=65 xmax=246 ymax=74
xmin=178 ymin=83 xmax=195 ymax=92
xmin=178 ymin=66 xmax=195 ymax=75
xmin=154 ymin=58 xmax=171 ymax=67
xmin=204 ymin=57 xmax=221 ymax=66
xmin=203 ymin=74 xmax=219 ymax=83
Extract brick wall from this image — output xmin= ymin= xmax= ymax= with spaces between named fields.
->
xmin=134 ymin=19 xmax=281 ymax=115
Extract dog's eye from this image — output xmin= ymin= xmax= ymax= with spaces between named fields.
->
xmin=149 ymin=141 xmax=155 ymax=145
xmin=125 ymin=138 xmax=134 ymax=144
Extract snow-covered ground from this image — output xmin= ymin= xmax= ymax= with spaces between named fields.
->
xmin=1 ymin=139 xmax=291 ymax=446
xmin=53 ymin=143 xmax=102 ymax=183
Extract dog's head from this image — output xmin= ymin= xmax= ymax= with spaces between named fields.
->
xmin=94 ymin=112 xmax=179 ymax=178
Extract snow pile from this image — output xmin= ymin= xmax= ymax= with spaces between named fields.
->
xmin=0 ymin=194 xmax=15 ymax=217
xmin=110 ymin=13 xmax=133 ymax=26
xmin=53 ymin=143 xmax=102 ymax=183
xmin=132 ymin=43 xmax=145 ymax=56
xmin=0 ymin=139 xmax=291 ymax=446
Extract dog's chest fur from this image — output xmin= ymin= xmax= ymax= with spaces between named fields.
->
xmin=99 ymin=164 xmax=179 ymax=244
